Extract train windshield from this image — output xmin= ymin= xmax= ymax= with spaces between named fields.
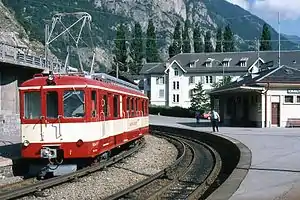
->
xmin=63 ymin=90 xmax=85 ymax=118
xmin=24 ymin=92 xmax=41 ymax=119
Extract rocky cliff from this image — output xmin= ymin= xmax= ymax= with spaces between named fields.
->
xmin=1 ymin=0 xmax=298 ymax=71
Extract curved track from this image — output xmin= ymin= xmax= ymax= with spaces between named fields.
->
xmin=0 ymin=139 xmax=145 ymax=200
xmin=104 ymin=130 xmax=222 ymax=200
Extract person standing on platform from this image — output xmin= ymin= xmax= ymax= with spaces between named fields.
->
xmin=211 ymin=109 xmax=220 ymax=132
xmin=195 ymin=111 xmax=200 ymax=124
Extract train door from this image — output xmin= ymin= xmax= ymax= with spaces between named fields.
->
xmin=99 ymin=91 xmax=108 ymax=139
xmin=43 ymin=89 xmax=62 ymax=141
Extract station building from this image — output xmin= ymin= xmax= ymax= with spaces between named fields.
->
xmin=209 ymin=63 xmax=300 ymax=128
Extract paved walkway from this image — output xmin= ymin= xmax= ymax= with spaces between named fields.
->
xmin=150 ymin=115 xmax=300 ymax=200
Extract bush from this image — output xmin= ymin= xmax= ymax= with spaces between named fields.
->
xmin=149 ymin=106 xmax=200 ymax=118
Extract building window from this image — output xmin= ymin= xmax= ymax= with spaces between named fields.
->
xmin=205 ymin=76 xmax=213 ymax=83
xmin=189 ymin=76 xmax=195 ymax=84
xmin=285 ymin=96 xmax=294 ymax=103
xmin=173 ymin=81 xmax=179 ymax=90
xmin=174 ymin=68 xmax=179 ymax=76
xmin=223 ymin=61 xmax=229 ymax=67
xmin=156 ymin=77 xmax=164 ymax=84
xmin=240 ymin=61 xmax=246 ymax=67
xmin=206 ymin=62 xmax=212 ymax=67
xmin=173 ymin=94 xmax=179 ymax=103
xmin=297 ymin=96 xmax=300 ymax=103
xmin=159 ymin=89 xmax=164 ymax=98
xmin=189 ymin=89 xmax=194 ymax=98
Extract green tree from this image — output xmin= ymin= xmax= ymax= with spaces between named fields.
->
xmin=204 ymin=31 xmax=214 ymax=53
xmin=193 ymin=23 xmax=203 ymax=53
xmin=223 ymin=24 xmax=234 ymax=52
xmin=212 ymin=76 xmax=232 ymax=88
xmin=182 ymin=19 xmax=191 ymax=53
xmin=146 ymin=19 xmax=160 ymax=62
xmin=114 ymin=23 xmax=127 ymax=71
xmin=169 ymin=20 xmax=182 ymax=58
xmin=132 ymin=22 xmax=144 ymax=74
xmin=260 ymin=23 xmax=272 ymax=51
xmin=190 ymin=82 xmax=210 ymax=112
xmin=216 ymin=27 xmax=223 ymax=52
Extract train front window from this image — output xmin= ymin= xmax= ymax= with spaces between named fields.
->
xmin=46 ymin=91 xmax=58 ymax=118
xmin=24 ymin=92 xmax=41 ymax=119
xmin=63 ymin=90 xmax=85 ymax=118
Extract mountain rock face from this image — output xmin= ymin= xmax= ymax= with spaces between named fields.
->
xmin=1 ymin=0 xmax=298 ymax=71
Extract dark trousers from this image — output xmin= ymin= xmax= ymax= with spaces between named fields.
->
xmin=211 ymin=119 xmax=219 ymax=132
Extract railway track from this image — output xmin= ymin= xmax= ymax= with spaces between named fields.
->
xmin=0 ymin=138 xmax=145 ymax=200
xmin=104 ymin=130 xmax=222 ymax=200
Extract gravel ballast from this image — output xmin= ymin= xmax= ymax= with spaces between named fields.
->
xmin=19 ymin=134 xmax=178 ymax=200
xmin=0 ymin=165 xmax=23 ymax=187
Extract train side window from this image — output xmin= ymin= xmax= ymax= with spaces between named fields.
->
xmin=103 ymin=95 xmax=108 ymax=117
xmin=142 ymin=100 xmax=145 ymax=115
xmin=91 ymin=91 xmax=97 ymax=117
xmin=24 ymin=92 xmax=41 ymax=119
xmin=113 ymin=95 xmax=119 ymax=118
xmin=46 ymin=91 xmax=58 ymax=118
xmin=136 ymin=98 xmax=138 ymax=112
xmin=131 ymin=98 xmax=134 ymax=117
xmin=63 ymin=90 xmax=85 ymax=118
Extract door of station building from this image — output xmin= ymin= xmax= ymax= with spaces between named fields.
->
xmin=271 ymin=103 xmax=280 ymax=126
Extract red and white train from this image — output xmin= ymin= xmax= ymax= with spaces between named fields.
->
xmin=19 ymin=71 xmax=149 ymax=176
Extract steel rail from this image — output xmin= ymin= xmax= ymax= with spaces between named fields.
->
xmin=102 ymin=133 xmax=187 ymax=200
xmin=0 ymin=138 xmax=145 ymax=200
xmin=104 ymin=130 xmax=222 ymax=200
xmin=145 ymin=135 xmax=221 ymax=200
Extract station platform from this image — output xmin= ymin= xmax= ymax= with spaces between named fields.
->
xmin=150 ymin=115 xmax=300 ymax=200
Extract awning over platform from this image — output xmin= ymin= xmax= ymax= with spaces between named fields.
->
xmin=209 ymin=86 xmax=265 ymax=94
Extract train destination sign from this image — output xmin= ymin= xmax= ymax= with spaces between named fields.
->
xmin=287 ymin=89 xmax=300 ymax=94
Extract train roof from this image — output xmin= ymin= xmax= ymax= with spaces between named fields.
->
xmin=20 ymin=73 xmax=147 ymax=98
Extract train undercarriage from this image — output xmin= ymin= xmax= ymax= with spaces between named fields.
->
xmin=17 ymin=138 xmax=143 ymax=179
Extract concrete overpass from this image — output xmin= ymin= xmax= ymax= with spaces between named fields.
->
xmin=0 ymin=42 xmax=63 ymax=142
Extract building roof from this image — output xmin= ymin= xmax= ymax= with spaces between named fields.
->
xmin=140 ymin=50 xmax=300 ymax=75
xmin=210 ymin=65 xmax=300 ymax=94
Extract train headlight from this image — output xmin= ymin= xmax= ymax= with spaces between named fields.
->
xmin=46 ymin=71 xmax=56 ymax=85
xmin=76 ymin=139 xmax=83 ymax=147
xmin=23 ymin=140 xmax=30 ymax=147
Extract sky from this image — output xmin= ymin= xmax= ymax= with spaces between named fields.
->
xmin=225 ymin=0 xmax=300 ymax=37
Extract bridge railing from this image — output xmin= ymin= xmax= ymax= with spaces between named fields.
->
xmin=0 ymin=42 xmax=63 ymax=71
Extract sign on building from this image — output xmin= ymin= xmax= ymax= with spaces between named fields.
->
xmin=287 ymin=89 xmax=300 ymax=94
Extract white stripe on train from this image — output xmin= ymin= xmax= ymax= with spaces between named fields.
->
xmin=21 ymin=117 xmax=149 ymax=143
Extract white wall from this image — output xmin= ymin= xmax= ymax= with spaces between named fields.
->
xmin=265 ymin=89 xmax=300 ymax=127
xmin=149 ymin=75 xmax=166 ymax=106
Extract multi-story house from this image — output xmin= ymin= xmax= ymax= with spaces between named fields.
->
xmin=140 ymin=50 xmax=300 ymax=108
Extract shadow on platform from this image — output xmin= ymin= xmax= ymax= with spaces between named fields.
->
xmin=0 ymin=143 xmax=21 ymax=159
xmin=177 ymin=122 xmax=215 ymax=128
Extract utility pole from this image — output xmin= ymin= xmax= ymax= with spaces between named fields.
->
xmin=278 ymin=12 xmax=281 ymax=67
xmin=44 ymin=22 xmax=49 ymax=71
xmin=257 ymin=38 xmax=260 ymax=69
xmin=116 ymin=62 xmax=119 ymax=79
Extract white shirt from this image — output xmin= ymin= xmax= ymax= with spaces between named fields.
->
xmin=212 ymin=111 xmax=220 ymax=120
